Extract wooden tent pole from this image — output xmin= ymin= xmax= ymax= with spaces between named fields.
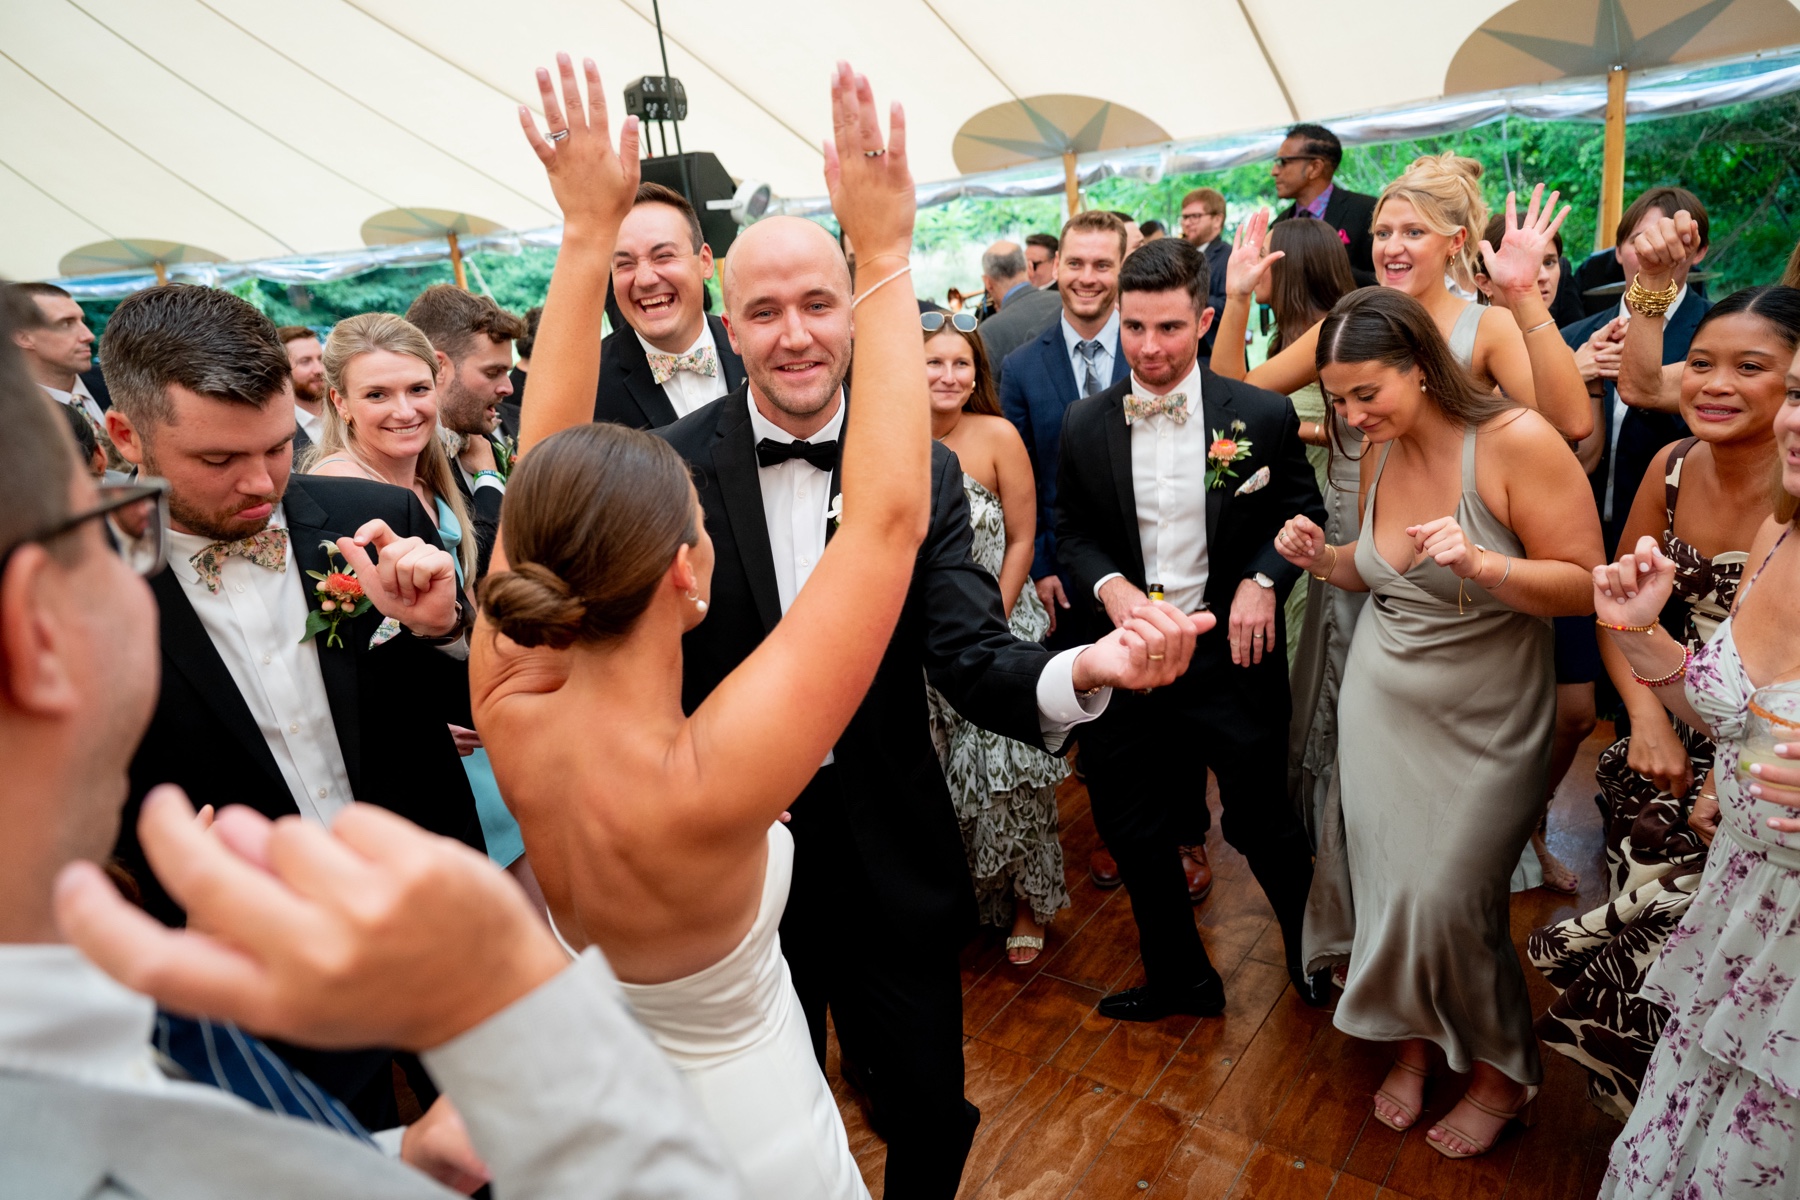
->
xmin=448 ymin=232 xmax=468 ymax=290
xmin=153 ymin=261 xmax=168 ymax=286
xmin=1597 ymin=66 xmax=1629 ymax=251
xmin=1063 ymin=150 xmax=1081 ymax=217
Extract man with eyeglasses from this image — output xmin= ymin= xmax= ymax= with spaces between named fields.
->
xmin=1178 ymin=189 xmax=1231 ymax=354
xmin=593 ymin=182 xmax=746 ymax=429
xmin=1269 ymin=123 xmax=1377 ymax=286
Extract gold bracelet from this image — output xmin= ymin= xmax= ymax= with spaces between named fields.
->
xmin=1624 ymin=273 xmax=1679 ymax=318
xmin=1309 ymin=543 xmax=1339 ymax=583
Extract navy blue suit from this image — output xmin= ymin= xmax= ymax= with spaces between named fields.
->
xmin=999 ymin=318 xmax=1131 ymax=624
xmin=1562 ymin=293 xmax=1710 ymax=553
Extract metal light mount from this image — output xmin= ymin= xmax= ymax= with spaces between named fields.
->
xmin=706 ymin=179 xmax=773 ymax=227
xmin=623 ymin=75 xmax=688 ymax=122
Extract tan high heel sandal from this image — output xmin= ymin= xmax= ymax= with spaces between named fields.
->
xmin=1371 ymin=1058 xmax=1430 ymax=1132
xmin=1428 ymin=1084 xmax=1540 ymax=1159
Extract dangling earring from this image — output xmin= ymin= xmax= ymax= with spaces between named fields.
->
xmin=685 ymin=587 xmax=708 ymax=614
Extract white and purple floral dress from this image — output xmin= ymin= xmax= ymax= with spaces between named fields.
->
xmin=1603 ymin=532 xmax=1800 ymax=1199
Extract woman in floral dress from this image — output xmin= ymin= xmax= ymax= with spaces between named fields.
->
xmin=921 ymin=312 xmax=1070 ymax=965
xmin=1595 ymin=314 xmax=1800 ymax=1196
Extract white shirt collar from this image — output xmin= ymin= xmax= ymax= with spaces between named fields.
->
xmin=0 ymin=944 xmax=165 ymax=1091
xmin=746 ymin=389 xmax=847 ymax=448
xmin=1129 ymin=358 xmax=1205 ymax=409
xmin=1618 ymin=283 xmax=1689 ymax=324
xmin=635 ymin=318 xmax=716 ymax=363
xmin=39 ymin=377 xmax=94 ymax=406
xmin=1061 ymin=309 xmax=1120 ymax=358
xmin=294 ymin=404 xmax=324 ymax=442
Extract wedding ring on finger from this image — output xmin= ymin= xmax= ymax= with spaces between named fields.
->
xmin=863 ymin=148 xmax=886 ymax=158
xmin=547 ymin=128 xmax=570 ymax=142
xmin=1148 ymin=653 xmax=1165 ymax=661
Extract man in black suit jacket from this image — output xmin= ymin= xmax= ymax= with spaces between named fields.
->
xmin=1057 ymin=239 xmax=1329 ymax=1023
xmin=1180 ymin=187 xmax=1231 ymax=353
xmin=1559 ymin=186 xmax=1712 ymax=553
xmin=1270 ymin=123 xmax=1377 ymax=287
xmin=661 ymin=215 xmax=1201 ymax=1199
xmin=100 ymin=284 xmax=483 ymax=1129
xmin=594 ymin=183 xmax=746 ymax=428
xmin=277 ymin=325 xmax=327 ymax=465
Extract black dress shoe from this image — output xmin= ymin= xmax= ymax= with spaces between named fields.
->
xmin=1097 ymin=976 xmax=1226 ymax=1022
xmin=1289 ymin=966 xmax=1333 ymax=1008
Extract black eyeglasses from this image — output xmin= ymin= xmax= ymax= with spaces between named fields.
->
xmin=0 ymin=480 xmax=169 ymax=577
xmin=921 ymin=311 xmax=979 ymax=333
xmin=1272 ymin=155 xmax=1323 ymax=169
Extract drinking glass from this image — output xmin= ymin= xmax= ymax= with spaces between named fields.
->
xmin=1741 ymin=680 xmax=1800 ymax=784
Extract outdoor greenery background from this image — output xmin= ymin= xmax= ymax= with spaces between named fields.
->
xmin=77 ymin=92 xmax=1800 ymax=339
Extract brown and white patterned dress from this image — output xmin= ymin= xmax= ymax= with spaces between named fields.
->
xmin=1529 ymin=438 xmax=1748 ymax=1120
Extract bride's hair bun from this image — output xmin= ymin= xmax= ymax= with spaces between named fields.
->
xmin=482 ymin=562 xmax=587 ymax=648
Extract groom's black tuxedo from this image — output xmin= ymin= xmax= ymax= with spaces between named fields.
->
xmin=118 ymin=474 xmax=485 ymax=1130
xmin=660 ymin=387 xmax=1052 ymax=1199
xmin=1057 ymin=367 xmax=1324 ymax=996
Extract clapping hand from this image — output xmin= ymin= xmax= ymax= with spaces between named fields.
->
xmin=1478 ymin=184 xmax=1570 ymax=303
xmin=1071 ymin=601 xmax=1212 ymax=693
xmin=1593 ymin=535 xmax=1678 ymax=629
xmin=824 ymin=62 xmax=915 ymax=267
xmin=55 ymin=788 xmax=568 ymax=1052
xmin=338 ymin=520 xmax=460 ymax=638
xmin=1630 ymin=211 xmax=1701 ymax=293
xmin=1275 ymin=513 xmax=1328 ymax=572
xmin=1225 ymin=208 xmax=1283 ymax=301
xmin=1407 ymin=515 xmax=1479 ymax=578
xmin=519 ymin=53 xmax=641 ymax=235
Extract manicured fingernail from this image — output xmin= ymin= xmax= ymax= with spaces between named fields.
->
xmin=1777 ymin=744 xmax=1791 ymax=756
xmin=1749 ymin=783 xmax=1764 ymax=796
xmin=1751 ymin=763 xmax=1764 ymax=776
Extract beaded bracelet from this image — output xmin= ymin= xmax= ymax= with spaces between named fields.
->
xmin=1632 ymin=645 xmax=1692 ymax=689
xmin=851 ymin=264 xmax=912 ymax=309
xmin=1625 ymin=274 xmax=1680 ymax=319
xmin=1597 ymin=619 xmax=1659 ymax=634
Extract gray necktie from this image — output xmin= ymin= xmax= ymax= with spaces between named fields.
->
xmin=1075 ymin=339 xmax=1104 ymax=397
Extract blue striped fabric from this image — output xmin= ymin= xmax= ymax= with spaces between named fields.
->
xmin=153 ymin=1011 xmax=377 ymax=1147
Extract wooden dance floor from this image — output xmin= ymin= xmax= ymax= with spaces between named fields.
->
xmin=828 ymin=728 xmax=1625 ymax=1199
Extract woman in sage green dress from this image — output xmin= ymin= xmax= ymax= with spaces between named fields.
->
xmin=1275 ymin=288 xmax=1602 ymax=1160
xmin=920 ymin=313 xmax=1070 ymax=966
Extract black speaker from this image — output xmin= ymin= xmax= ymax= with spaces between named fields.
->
xmin=640 ymin=152 xmax=741 ymax=256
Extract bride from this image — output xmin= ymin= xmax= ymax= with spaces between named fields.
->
xmin=470 ymin=56 xmax=991 ymax=1199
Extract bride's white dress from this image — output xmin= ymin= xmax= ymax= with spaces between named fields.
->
xmin=553 ymin=822 xmax=869 ymax=1200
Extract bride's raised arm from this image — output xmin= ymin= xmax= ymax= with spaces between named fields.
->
xmin=681 ymin=65 xmax=930 ymax=825
xmin=514 ymin=53 xmax=641 ymax=459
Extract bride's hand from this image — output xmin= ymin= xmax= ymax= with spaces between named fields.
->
xmin=823 ymin=62 xmax=914 ymax=265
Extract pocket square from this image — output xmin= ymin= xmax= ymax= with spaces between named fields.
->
xmin=1233 ymin=466 xmax=1271 ymax=496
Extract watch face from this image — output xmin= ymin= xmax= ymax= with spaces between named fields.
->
xmin=1254 ymin=573 xmax=1274 ymax=588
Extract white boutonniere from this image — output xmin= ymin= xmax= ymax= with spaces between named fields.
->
xmin=826 ymin=493 xmax=844 ymax=528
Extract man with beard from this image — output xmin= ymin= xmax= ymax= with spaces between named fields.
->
xmin=277 ymin=325 xmax=327 ymax=460
xmin=659 ymin=214 xmax=1206 ymax=1199
xmin=405 ymin=284 xmax=527 ymax=582
xmin=593 ymin=183 xmax=745 ymax=429
xmin=102 ymin=283 xmax=485 ymax=1131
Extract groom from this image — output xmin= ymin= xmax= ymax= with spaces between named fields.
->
xmin=660 ymin=215 xmax=1204 ymax=1200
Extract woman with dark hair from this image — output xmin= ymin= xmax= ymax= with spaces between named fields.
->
xmin=469 ymin=60 xmax=930 ymax=1200
xmin=1275 ymin=287 xmax=1602 ymax=1158
xmin=1532 ymin=279 xmax=1800 ymax=1119
xmin=1593 ymin=327 xmax=1800 ymax=1197
xmin=920 ymin=310 xmax=1069 ymax=965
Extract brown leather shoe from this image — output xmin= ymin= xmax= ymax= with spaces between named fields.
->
xmin=1089 ymin=846 xmax=1122 ymax=889
xmin=1180 ymin=844 xmax=1214 ymax=903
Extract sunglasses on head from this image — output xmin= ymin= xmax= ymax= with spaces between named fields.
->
xmin=921 ymin=311 xmax=979 ymax=334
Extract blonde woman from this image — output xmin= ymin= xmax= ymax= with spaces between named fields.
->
xmin=1211 ymin=159 xmax=1592 ymax=443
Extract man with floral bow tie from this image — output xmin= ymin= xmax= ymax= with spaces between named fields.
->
xmin=1055 ymin=237 xmax=1330 ymax=1023
xmin=101 ymin=284 xmax=485 ymax=1132
xmin=592 ymin=183 xmax=747 ymax=429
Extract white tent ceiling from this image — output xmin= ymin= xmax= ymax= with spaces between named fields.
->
xmin=4 ymin=0 xmax=1796 ymax=282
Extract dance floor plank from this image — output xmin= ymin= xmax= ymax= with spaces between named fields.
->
xmin=830 ymin=729 xmax=1626 ymax=1198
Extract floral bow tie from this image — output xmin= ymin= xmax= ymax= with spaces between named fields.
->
xmin=1123 ymin=392 xmax=1191 ymax=425
xmin=647 ymin=346 xmax=718 ymax=385
xmin=189 ymin=527 xmax=289 ymax=593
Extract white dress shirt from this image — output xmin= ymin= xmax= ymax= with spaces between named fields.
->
xmin=1060 ymin=310 xmax=1120 ymax=397
xmin=42 ymin=377 xmax=106 ymax=430
xmin=640 ymin=321 xmax=731 ymax=420
xmin=1094 ymin=360 xmax=1212 ymax=614
xmin=165 ymin=507 xmax=356 ymax=826
xmin=294 ymin=403 xmax=324 ymax=446
xmin=0 ymin=944 xmax=194 ymax=1097
xmin=747 ymin=393 xmax=1106 ymax=754
xmin=1602 ymin=285 xmax=1689 ymax=521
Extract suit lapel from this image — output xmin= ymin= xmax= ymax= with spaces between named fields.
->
xmin=1099 ymin=389 xmax=1146 ymax=584
xmin=617 ymin=332 xmax=680 ymax=427
xmin=1040 ymin=323 xmax=1081 ymax=406
xmin=152 ymin=570 xmax=289 ymax=798
xmin=1201 ymin=372 xmax=1232 ymax=547
xmin=712 ymin=396 xmax=785 ymax=634
xmin=283 ymin=482 xmax=363 ymax=797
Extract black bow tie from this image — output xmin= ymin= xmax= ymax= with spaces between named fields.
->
xmin=755 ymin=437 xmax=839 ymax=472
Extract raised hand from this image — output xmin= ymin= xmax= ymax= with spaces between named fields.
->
xmin=1225 ymin=207 xmax=1283 ymax=300
xmin=1631 ymin=211 xmax=1700 ymax=292
xmin=55 ymin=788 xmax=569 ymax=1052
xmin=1275 ymin=513 xmax=1327 ymax=570
xmin=1593 ymin=535 xmax=1678 ymax=628
xmin=1478 ymin=184 xmax=1570 ymax=303
xmin=338 ymin=519 xmax=460 ymax=638
xmin=824 ymin=62 xmax=915 ymax=264
xmin=518 ymin=53 xmax=641 ymax=235
xmin=1407 ymin=515 xmax=1477 ymax=578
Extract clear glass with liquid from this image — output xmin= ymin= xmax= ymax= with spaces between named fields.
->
xmin=1740 ymin=680 xmax=1800 ymax=784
